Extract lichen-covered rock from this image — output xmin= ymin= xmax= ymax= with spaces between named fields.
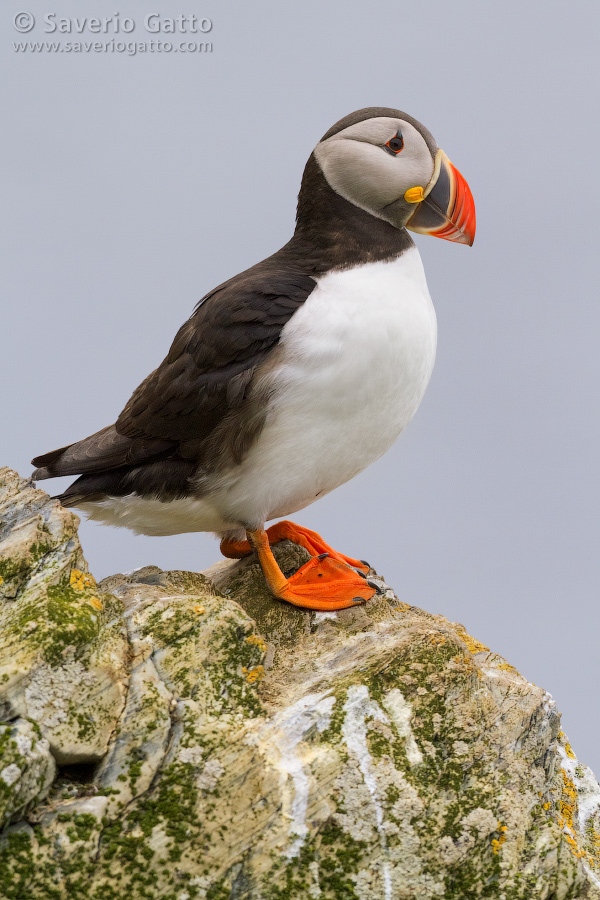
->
xmin=1 ymin=467 xmax=599 ymax=900
xmin=0 ymin=719 xmax=55 ymax=827
xmin=0 ymin=469 xmax=128 ymax=764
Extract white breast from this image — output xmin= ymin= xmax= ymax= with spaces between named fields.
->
xmin=215 ymin=246 xmax=437 ymax=528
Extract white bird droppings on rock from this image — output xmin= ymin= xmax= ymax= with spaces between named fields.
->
xmin=382 ymin=687 xmax=423 ymax=766
xmin=255 ymin=691 xmax=336 ymax=858
xmin=342 ymin=685 xmax=392 ymax=900
xmin=312 ymin=611 xmax=337 ymax=622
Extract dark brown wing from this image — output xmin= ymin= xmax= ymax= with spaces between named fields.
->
xmin=32 ymin=262 xmax=316 ymax=495
xmin=116 ymin=268 xmax=315 ymax=451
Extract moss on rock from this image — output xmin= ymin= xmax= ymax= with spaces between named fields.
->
xmin=0 ymin=468 xmax=599 ymax=899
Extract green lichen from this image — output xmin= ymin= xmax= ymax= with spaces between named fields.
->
xmin=44 ymin=583 xmax=102 ymax=665
xmin=127 ymin=760 xmax=143 ymax=795
xmin=366 ymin=634 xmax=483 ymax=795
xmin=262 ymin=820 xmax=367 ymax=900
xmin=100 ymin=758 xmax=203 ymax=873
xmin=442 ymin=850 xmax=501 ymax=900
xmin=64 ymin=814 xmax=99 ymax=844
xmin=75 ymin=712 xmax=97 ymax=742
xmin=0 ymin=556 xmax=32 ymax=585
xmin=319 ymin=821 xmax=366 ymax=899
xmin=0 ymin=830 xmax=37 ymax=900
xmin=0 ymin=481 xmax=594 ymax=900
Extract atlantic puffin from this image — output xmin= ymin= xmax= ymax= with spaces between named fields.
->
xmin=32 ymin=107 xmax=475 ymax=611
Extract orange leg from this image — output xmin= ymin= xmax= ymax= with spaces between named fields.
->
xmin=245 ymin=529 xmax=377 ymax=611
xmin=220 ymin=520 xmax=369 ymax=573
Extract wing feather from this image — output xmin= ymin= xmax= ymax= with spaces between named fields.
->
xmin=32 ymin=262 xmax=316 ymax=492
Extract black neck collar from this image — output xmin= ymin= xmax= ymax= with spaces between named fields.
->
xmin=281 ymin=153 xmax=413 ymax=276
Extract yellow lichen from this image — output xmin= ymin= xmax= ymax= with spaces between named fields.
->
xmin=86 ymin=596 xmax=103 ymax=611
xmin=497 ymin=661 xmax=520 ymax=675
xmin=193 ymin=605 xmax=205 ymax=615
xmin=246 ymin=634 xmax=267 ymax=653
xmin=551 ymin=768 xmax=592 ymax=862
xmin=560 ymin=770 xmax=578 ymax=834
xmin=449 ymin=653 xmax=482 ymax=679
xmin=70 ymin=569 xmax=96 ymax=591
xmin=456 ymin=628 xmax=489 ymax=654
xmin=558 ymin=732 xmax=576 ymax=760
xmin=451 ymin=655 xmax=475 ymax=669
xmin=491 ymin=823 xmax=508 ymax=854
xmin=392 ymin=601 xmax=410 ymax=613
xmin=242 ymin=665 xmax=265 ymax=684
xmin=428 ymin=633 xmax=446 ymax=646
xmin=563 ymin=831 xmax=583 ymax=858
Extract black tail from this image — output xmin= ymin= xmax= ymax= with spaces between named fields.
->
xmin=56 ymin=459 xmax=198 ymax=506
xmin=32 ymin=425 xmax=176 ymax=480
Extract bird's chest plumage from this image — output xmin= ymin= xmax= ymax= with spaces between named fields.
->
xmin=220 ymin=247 xmax=437 ymax=525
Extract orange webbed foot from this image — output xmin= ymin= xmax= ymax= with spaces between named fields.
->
xmin=276 ymin=553 xmax=376 ymax=610
xmin=244 ymin=527 xmax=378 ymax=612
xmin=220 ymin=520 xmax=370 ymax=573
xmin=265 ymin=520 xmax=370 ymax=574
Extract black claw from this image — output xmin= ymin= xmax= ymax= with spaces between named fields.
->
xmin=316 ymin=552 xmax=329 ymax=560
xmin=352 ymin=597 xmax=366 ymax=604
xmin=360 ymin=560 xmax=371 ymax=569
xmin=357 ymin=570 xmax=367 ymax=580
xmin=367 ymin=580 xmax=384 ymax=595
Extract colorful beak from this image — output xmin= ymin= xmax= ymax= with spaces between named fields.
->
xmin=406 ymin=150 xmax=476 ymax=246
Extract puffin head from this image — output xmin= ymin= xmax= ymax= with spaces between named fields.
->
xmin=312 ymin=107 xmax=475 ymax=246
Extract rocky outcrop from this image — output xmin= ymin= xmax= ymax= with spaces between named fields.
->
xmin=0 ymin=470 xmax=128 ymax=770
xmin=1 ymin=465 xmax=599 ymax=899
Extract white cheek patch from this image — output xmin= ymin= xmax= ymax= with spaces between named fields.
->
xmin=316 ymin=140 xmax=403 ymax=212
xmin=314 ymin=117 xmax=434 ymax=218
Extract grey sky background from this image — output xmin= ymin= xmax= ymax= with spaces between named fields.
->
xmin=2 ymin=1 xmax=599 ymax=770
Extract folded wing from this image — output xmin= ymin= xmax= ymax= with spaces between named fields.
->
xmin=32 ymin=261 xmax=316 ymax=505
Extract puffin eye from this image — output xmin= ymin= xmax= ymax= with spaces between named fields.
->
xmin=384 ymin=130 xmax=404 ymax=156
